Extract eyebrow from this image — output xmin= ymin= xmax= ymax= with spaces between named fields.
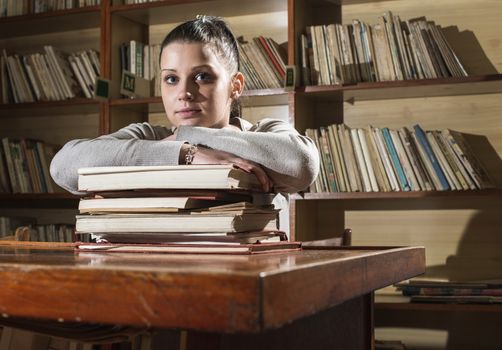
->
xmin=161 ymin=64 xmax=214 ymax=72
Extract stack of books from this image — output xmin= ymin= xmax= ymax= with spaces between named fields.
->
xmin=75 ymin=164 xmax=300 ymax=254
xmin=395 ymin=280 xmax=502 ymax=304
xmin=307 ymin=123 xmax=495 ymax=193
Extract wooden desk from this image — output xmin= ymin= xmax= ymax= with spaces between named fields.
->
xmin=0 ymin=243 xmax=425 ymax=349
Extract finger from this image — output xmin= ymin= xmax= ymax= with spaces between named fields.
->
xmin=249 ymin=166 xmax=270 ymax=192
xmin=230 ymin=158 xmax=270 ymax=192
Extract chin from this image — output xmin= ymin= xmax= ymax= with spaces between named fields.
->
xmin=177 ymin=118 xmax=206 ymax=127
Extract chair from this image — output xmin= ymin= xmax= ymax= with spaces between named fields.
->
xmin=301 ymin=228 xmax=352 ymax=247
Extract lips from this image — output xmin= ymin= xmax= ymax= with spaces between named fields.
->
xmin=176 ymin=107 xmax=202 ymax=118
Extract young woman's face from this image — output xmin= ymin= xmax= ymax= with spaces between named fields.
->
xmin=160 ymin=42 xmax=238 ymax=128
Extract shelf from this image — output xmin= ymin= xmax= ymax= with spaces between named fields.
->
xmin=0 ymin=6 xmax=101 ymax=39
xmin=376 ymin=302 xmax=502 ymax=313
xmin=109 ymin=89 xmax=289 ymax=112
xmin=0 ymin=99 xmax=101 ymax=117
xmin=0 ymin=193 xmax=79 ymax=209
xmin=111 ymin=0 xmax=286 ymax=26
xmin=302 ymin=74 xmax=502 ymax=102
xmin=299 ymin=188 xmax=502 ymax=200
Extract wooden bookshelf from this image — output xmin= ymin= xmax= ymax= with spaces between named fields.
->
xmin=0 ymin=6 xmax=101 ymax=38
xmin=109 ymin=89 xmax=289 ymax=109
xmin=376 ymin=302 xmax=502 ymax=313
xmin=301 ymin=188 xmax=502 ymax=200
xmin=0 ymin=99 xmax=101 ymax=117
xmin=303 ymin=74 xmax=502 ymax=101
xmin=0 ymin=193 xmax=79 ymax=209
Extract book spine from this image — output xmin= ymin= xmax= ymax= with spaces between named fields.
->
xmin=413 ymin=124 xmax=450 ymax=190
xmin=351 ymin=128 xmax=372 ymax=192
xmin=382 ymin=127 xmax=410 ymax=191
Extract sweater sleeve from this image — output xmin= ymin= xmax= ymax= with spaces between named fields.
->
xmin=50 ymin=123 xmax=185 ymax=194
xmin=175 ymin=118 xmax=320 ymax=193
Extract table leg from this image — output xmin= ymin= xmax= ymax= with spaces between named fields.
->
xmin=184 ymin=293 xmax=374 ymax=350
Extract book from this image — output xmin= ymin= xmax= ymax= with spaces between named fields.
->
xmin=351 ymin=128 xmax=372 ymax=192
xmin=413 ymin=124 xmax=450 ymax=190
xmin=373 ymin=127 xmax=400 ymax=192
xmin=76 ymin=241 xmax=302 ymax=255
xmin=78 ymin=196 xmax=252 ymax=213
xmin=442 ymin=129 xmax=496 ymax=189
xmin=89 ymin=230 xmax=286 ymax=245
xmin=382 ymin=127 xmax=410 ymax=191
xmin=78 ymin=165 xmax=263 ymax=192
xmin=410 ymin=295 xmax=502 ymax=304
xmin=75 ymin=210 xmax=278 ymax=234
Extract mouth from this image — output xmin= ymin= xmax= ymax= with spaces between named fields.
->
xmin=175 ymin=108 xmax=202 ymax=118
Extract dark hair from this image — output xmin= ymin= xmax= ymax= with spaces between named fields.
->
xmin=160 ymin=16 xmax=242 ymax=118
xmin=160 ymin=15 xmax=240 ymax=74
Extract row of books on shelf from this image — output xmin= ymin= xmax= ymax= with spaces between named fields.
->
xmin=74 ymin=165 xmax=300 ymax=254
xmin=123 ymin=0 xmax=163 ymax=4
xmin=0 ymin=138 xmax=59 ymax=193
xmin=0 ymin=217 xmax=75 ymax=242
xmin=301 ymin=11 xmax=467 ymax=86
xmin=119 ymin=41 xmax=161 ymax=96
xmin=0 ymin=0 xmax=100 ymax=17
xmin=395 ymin=279 xmax=502 ymax=304
xmin=307 ymin=123 xmax=495 ymax=193
xmin=237 ymin=36 xmax=287 ymax=90
xmin=0 ymin=47 xmax=100 ymax=104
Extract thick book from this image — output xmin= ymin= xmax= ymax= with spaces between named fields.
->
xmin=76 ymin=241 xmax=302 ymax=255
xmin=89 ymin=230 xmax=286 ymax=245
xmin=78 ymin=196 xmax=259 ymax=213
xmin=78 ymin=165 xmax=263 ymax=192
xmin=76 ymin=210 xmax=278 ymax=234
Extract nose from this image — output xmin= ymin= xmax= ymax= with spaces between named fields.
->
xmin=178 ymin=81 xmax=196 ymax=101
xmin=179 ymin=91 xmax=194 ymax=101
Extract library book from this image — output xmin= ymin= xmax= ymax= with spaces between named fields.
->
xmin=78 ymin=164 xmax=263 ymax=192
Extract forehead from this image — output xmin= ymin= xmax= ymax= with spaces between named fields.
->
xmin=160 ymin=42 xmax=222 ymax=70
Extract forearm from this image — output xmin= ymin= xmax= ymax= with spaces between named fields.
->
xmin=50 ymin=138 xmax=185 ymax=194
xmin=176 ymin=123 xmax=320 ymax=193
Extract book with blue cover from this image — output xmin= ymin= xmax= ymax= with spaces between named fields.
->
xmin=413 ymin=124 xmax=450 ymax=190
xmin=382 ymin=127 xmax=410 ymax=191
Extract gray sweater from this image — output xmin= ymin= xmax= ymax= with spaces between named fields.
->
xmin=50 ymin=117 xmax=320 ymax=195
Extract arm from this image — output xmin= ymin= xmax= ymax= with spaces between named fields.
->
xmin=50 ymin=123 xmax=185 ymax=194
xmin=176 ymin=118 xmax=320 ymax=193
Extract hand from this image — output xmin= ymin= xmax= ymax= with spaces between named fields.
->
xmin=193 ymin=147 xmax=273 ymax=192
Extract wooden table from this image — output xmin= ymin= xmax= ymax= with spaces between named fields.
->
xmin=0 ymin=243 xmax=425 ymax=349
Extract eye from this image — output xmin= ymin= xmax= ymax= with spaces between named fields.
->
xmin=163 ymin=75 xmax=178 ymax=85
xmin=195 ymin=72 xmax=213 ymax=83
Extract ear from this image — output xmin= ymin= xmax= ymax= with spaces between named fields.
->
xmin=231 ymin=71 xmax=245 ymax=99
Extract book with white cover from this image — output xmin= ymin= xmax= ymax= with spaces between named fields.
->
xmin=78 ymin=164 xmax=262 ymax=192
xmin=79 ymin=197 xmax=226 ymax=213
xmin=75 ymin=211 xmax=278 ymax=234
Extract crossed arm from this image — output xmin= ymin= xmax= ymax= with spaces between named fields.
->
xmin=50 ymin=118 xmax=319 ymax=195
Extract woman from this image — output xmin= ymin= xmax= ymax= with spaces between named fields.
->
xmin=50 ymin=16 xmax=319 ymax=198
